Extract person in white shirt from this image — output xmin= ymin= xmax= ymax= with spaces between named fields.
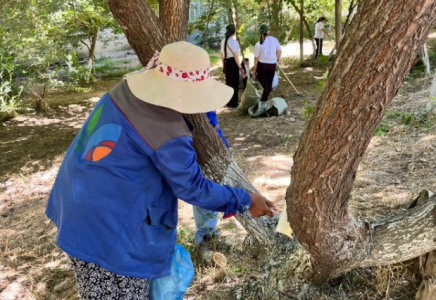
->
xmin=253 ymin=24 xmax=282 ymax=108
xmin=221 ymin=24 xmax=243 ymax=108
xmin=314 ymin=17 xmax=331 ymax=59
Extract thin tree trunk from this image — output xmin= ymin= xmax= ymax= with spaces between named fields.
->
xmin=87 ymin=28 xmax=98 ymax=81
xmin=202 ymin=0 xmax=216 ymax=49
xmin=343 ymin=0 xmax=359 ymax=34
xmin=288 ymin=0 xmax=436 ymax=282
xmin=271 ymin=0 xmax=281 ymax=38
xmin=299 ymin=0 xmax=303 ymax=61
xmin=335 ymin=0 xmax=342 ymax=48
xmin=229 ymin=0 xmax=245 ymax=59
xmin=422 ymin=43 xmax=432 ymax=75
xmin=289 ymin=0 xmax=316 ymax=57
xmin=87 ymin=29 xmax=98 ymax=69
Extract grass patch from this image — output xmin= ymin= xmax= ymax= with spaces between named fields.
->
xmin=177 ymin=227 xmax=196 ymax=253
xmin=375 ymin=119 xmax=390 ymax=136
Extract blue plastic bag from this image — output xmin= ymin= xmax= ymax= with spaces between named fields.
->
xmin=150 ymin=244 xmax=195 ymax=300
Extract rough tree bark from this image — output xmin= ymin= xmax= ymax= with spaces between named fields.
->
xmin=288 ymin=0 xmax=436 ymax=282
xmin=159 ymin=0 xmax=189 ymax=42
xmin=106 ymin=0 xmax=175 ymax=64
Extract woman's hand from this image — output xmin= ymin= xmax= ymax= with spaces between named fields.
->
xmin=249 ymin=193 xmax=275 ymax=218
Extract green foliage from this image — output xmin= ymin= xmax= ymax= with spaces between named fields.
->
xmin=0 ymin=55 xmax=22 ymax=121
xmin=177 ymin=227 xmax=196 ymax=253
xmin=0 ymin=0 xmax=120 ymax=111
xmin=302 ymin=99 xmax=314 ymax=119
xmin=374 ymin=120 xmax=389 ymax=136
xmin=384 ymin=110 xmax=435 ymax=129
xmin=64 ymin=53 xmax=96 ymax=84
xmin=401 ymin=113 xmax=413 ymax=125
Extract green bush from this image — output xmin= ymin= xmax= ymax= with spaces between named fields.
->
xmin=0 ymin=55 xmax=22 ymax=121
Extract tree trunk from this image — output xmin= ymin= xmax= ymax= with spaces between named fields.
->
xmin=229 ymin=0 xmax=245 ymax=59
xmin=87 ymin=28 xmax=98 ymax=82
xmin=289 ymin=0 xmax=316 ymax=57
xmin=343 ymin=0 xmax=359 ymax=34
xmin=299 ymin=0 xmax=303 ymax=61
xmin=422 ymin=43 xmax=432 ymax=75
xmin=202 ymin=0 xmax=216 ymax=49
xmin=106 ymin=0 xmax=168 ymax=64
xmin=288 ymin=0 xmax=436 ymax=282
xmin=159 ymin=0 xmax=190 ymax=42
xmin=271 ymin=0 xmax=281 ymax=39
xmin=87 ymin=29 xmax=98 ymax=68
xmin=335 ymin=0 xmax=342 ymax=48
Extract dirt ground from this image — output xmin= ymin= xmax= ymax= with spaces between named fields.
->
xmin=1 ymin=43 xmax=436 ymax=300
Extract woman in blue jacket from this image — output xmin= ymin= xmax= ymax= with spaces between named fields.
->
xmin=46 ymin=41 xmax=274 ymax=300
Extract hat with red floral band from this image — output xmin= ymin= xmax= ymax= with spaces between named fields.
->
xmin=125 ymin=41 xmax=233 ymax=114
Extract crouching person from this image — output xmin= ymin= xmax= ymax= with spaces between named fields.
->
xmin=46 ymin=41 xmax=274 ymax=300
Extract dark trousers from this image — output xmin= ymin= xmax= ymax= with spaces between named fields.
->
xmin=224 ymin=57 xmax=239 ymax=108
xmin=315 ymin=38 xmax=323 ymax=59
xmin=257 ymin=62 xmax=276 ymax=102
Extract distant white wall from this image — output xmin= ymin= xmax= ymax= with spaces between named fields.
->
xmin=75 ymin=29 xmax=131 ymax=59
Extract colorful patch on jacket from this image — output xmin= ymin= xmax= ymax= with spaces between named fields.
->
xmin=74 ymin=104 xmax=122 ymax=161
xmin=81 ymin=124 xmax=122 ymax=161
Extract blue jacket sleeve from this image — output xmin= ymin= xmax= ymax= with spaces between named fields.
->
xmin=152 ymin=135 xmax=250 ymax=217
xmin=206 ymin=111 xmax=229 ymax=148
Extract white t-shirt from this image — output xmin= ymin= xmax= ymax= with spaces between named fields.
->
xmin=254 ymin=36 xmax=282 ymax=64
xmin=314 ymin=22 xmax=325 ymax=39
xmin=221 ymin=37 xmax=240 ymax=59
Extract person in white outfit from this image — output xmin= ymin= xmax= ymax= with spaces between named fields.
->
xmin=221 ymin=24 xmax=243 ymax=108
xmin=314 ymin=17 xmax=332 ymax=59
xmin=253 ymin=24 xmax=282 ymax=109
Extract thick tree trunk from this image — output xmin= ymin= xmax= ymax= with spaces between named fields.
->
xmin=335 ymin=0 xmax=342 ymax=48
xmin=106 ymin=0 xmax=168 ymax=64
xmin=288 ymin=0 xmax=436 ymax=282
xmin=159 ymin=0 xmax=189 ymax=43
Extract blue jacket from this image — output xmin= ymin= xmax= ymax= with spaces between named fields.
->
xmin=46 ymin=81 xmax=251 ymax=279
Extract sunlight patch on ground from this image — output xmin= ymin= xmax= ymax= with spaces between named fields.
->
xmin=419 ymin=134 xmax=435 ymax=142
xmin=0 ymin=157 xmax=62 ymax=213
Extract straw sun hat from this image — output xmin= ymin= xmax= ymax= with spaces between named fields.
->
xmin=125 ymin=41 xmax=233 ymax=114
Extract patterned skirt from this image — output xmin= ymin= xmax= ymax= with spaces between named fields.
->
xmin=69 ymin=256 xmax=150 ymax=300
